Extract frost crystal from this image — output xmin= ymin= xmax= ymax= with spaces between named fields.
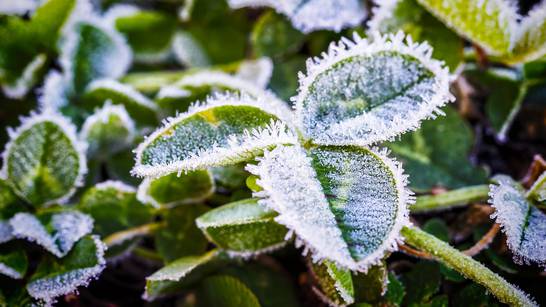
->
xmin=228 ymin=0 xmax=367 ymax=33
xmin=10 ymin=212 xmax=94 ymax=258
xmin=294 ymin=31 xmax=453 ymax=146
xmin=489 ymin=175 xmax=546 ymax=266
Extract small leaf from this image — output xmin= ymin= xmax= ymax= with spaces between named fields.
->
xmin=145 ymin=250 xmax=226 ymax=301
xmin=137 ymin=170 xmax=214 ymax=208
xmin=228 ymin=0 xmax=367 ymax=34
xmin=385 ymin=273 xmax=405 ymax=306
xmin=1 ymin=112 xmax=86 ymax=206
xmin=9 ymin=210 xmax=93 ymax=257
xmin=133 ymin=94 xmax=297 ymax=178
xmin=527 ymin=171 xmax=546 ymax=203
xmin=82 ymin=79 xmax=159 ymax=126
xmin=489 ymin=175 xmax=546 ymax=266
xmin=0 ymin=247 xmax=27 ymax=279
xmin=196 ymin=198 xmax=288 ymax=256
xmin=247 ymin=145 xmax=411 ymax=270
xmin=26 ymin=235 xmax=106 ymax=305
xmin=251 ymin=11 xmax=304 ymax=58
xmin=401 ymin=261 xmax=441 ymax=305
xmin=197 ymin=275 xmax=261 ymax=307
xmin=295 ymin=32 xmax=453 ymax=146
xmin=310 ymin=259 xmax=355 ymax=306
xmin=80 ymin=103 xmax=136 ymax=158
xmin=387 ymin=106 xmax=487 ymax=191
xmin=154 ymin=204 xmax=210 ymax=262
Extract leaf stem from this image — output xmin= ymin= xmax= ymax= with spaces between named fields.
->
xmin=401 ymin=226 xmax=537 ymax=307
xmin=411 ymin=184 xmax=490 ymax=213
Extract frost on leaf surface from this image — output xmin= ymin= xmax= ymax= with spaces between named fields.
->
xmin=10 ymin=211 xmax=93 ymax=258
xmin=227 ymin=0 xmax=366 ymax=33
xmin=1 ymin=112 xmax=87 ymax=206
xmin=26 ymin=235 xmax=106 ymax=305
xmin=509 ymin=1 xmax=546 ymax=64
xmin=132 ymin=94 xmax=298 ymax=178
xmin=310 ymin=259 xmax=354 ymax=306
xmin=247 ymin=145 xmax=411 ymax=271
xmin=294 ymin=32 xmax=452 ymax=146
xmin=489 ymin=175 xmax=546 ymax=266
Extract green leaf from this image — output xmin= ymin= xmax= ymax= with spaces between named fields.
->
xmin=80 ymin=103 xmax=136 ymax=158
xmin=251 ymin=11 xmax=304 ymax=58
xmin=0 ymin=179 xmax=26 ymax=221
xmin=247 ymin=145 xmax=410 ymax=270
xmin=9 ymin=210 xmax=93 ymax=257
xmin=211 ymin=164 xmax=250 ymax=189
xmin=154 ymin=204 xmax=210 ymax=263
xmin=527 ymin=171 xmax=546 ymax=203
xmin=310 ymin=260 xmax=354 ymax=306
xmin=197 ymin=275 xmax=261 ymax=307
xmin=401 ymin=261 xmax=441 ymax=305
xmin=269 ymin=56 xmax=306 ymax=100
xmin=453 ymin=283 xmax=500 ymax=307
xmin=138 ymin=170 xmax=214 ymax=208
xmin=423 ymin=218 xmax=449 ymax=242
xmin=507 ymin=2 xmax=546 ymax=64
xmin=172 ymin=31 xmax=211 ymax=67
xmin=353 ymin=263 xmax=388 ymax=304
xmin=0 ymin=247 xmax=27 ymax=279
xmin=489 ymin=175 xmax=546 ymax=265
xmin=133 ymin=94 xmax=297 ymax=178
xmin=415 ymin=0 xmax=516 ymax=55
xmin=385 ymin=273 xmax=405 ymax=306
xmin=82 ymin=79 xmax=159 ymax=127
xmin=144 ymin=250 xmax=226 ymax=301
xmin=26 ymin=235 xmax=106 ymax=305
xmin=387 ymin=106 xmax=487 ymax=191
xmin=196 ymin=199 xmax=288 ymax=256
xmin=295 ymin=32 xmax=452 ymax=146
xmin=1 ymin=112 xmax=86 ymax=206
xmin=368 ymin=0 xmax=464 ymax=71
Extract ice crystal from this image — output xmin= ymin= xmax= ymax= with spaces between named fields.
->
xmin=294 ymin=31 xmax=453 ymax=146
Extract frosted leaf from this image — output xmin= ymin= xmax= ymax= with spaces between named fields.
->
xmin=80 ymin=103 xmax=136 ymax=158
xmin=309 ymin=260 xmax=354 ymax=306
xmin=145 ymin=249 xmax=226 ymax=300
xmin=1 ymin=53 xmax=47 ymax=99
xmin=38 ymin=70 xmax=71 ymax=111
xmin=235 ymin=57 xmax=273 ymax=89
xmin=0 ymin=249 xmax=27 ymax=280
xmin=509 ymin=1 xmax=546 ymax=63
xmin=489 ymin=175 xmax=546 ymax=266
xmin=195 ymin=198 xmax=288 ymax=257
xmin=26 ymin=235 xmax=106 ymax=306
xmin=0 ymin=221 xmax=13 ymax=244
xmin=0 ymin=0 xmax=38 ymax=15
xmin=0 ymin=112 xmax=87 ymax=206
xmin=137 ymin=170 xmax=215 ymax=208
xmin=228 ymin=0 xmax=366 ymax=34
xmin=247 ymin=145 xmax=411 ymax=271
xmin=132 ymin=94 xmax=298 ymax=178
xmin=172 ymin=31 xmax=210 ymax=68
xmin=10 ymin=211 xmax=94 ymax=258
xmin=527 ymin=171 xmax=546 ymax=203
xmin=294 ymin=32 xmax=453 ymax=146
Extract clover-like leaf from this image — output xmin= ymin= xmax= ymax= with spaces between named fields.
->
xmin=196 ymin=199 xmax=288 ymax=256
xmin=489 ymin=175 xmax=546 ymax=266
xmin=197 ymin=275 xmax=261 ymax=307
xmin=228 ymin=0 xmax=366 ymax=34
xmin=145 ymin=249 xmax=227 ymax=300
xmin=0 ymin=247 xmax=27 ymax=279
xmin=132 ymin=94 xmax=298 ymax=178
xmin=9 ymin=210 xmax=93 ymax=258
xmin=247 ymin=145 xmax=411 ymax=270
xmin=1 ymin=112 xmax=87 ymax=206
xmin=82 ymin=79 xmax=159 ymax=126
xmin=26 ymin=235 xmax=106 ymax=305
xmin=310 ymin=260 xmax=355 ymax=306
xmin=137 ymin=171 xmax=214 ymax=208
xmin=80 ymin=103 xmax=136 ymax=158
xmin=295 ymin=32 xmax=453 ymax=147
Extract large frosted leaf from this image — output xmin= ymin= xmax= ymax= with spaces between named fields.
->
xmin=0 ymin=248 xmax=27 ymax=279
xmin=9 ymin=210 xmax=93 ymax=257
xmin=137 ymin=170 xmax=214 ymax=208
xmin=294 ymin=32 xmax=453 ymax=146
xmin=80 ymin=103 xmax=136 ymax=158
xmin=489 ymin=175 xmax=546 ymax=266
xmin=144 ymin=250 xmax=226 ymax=300
xmin=247 ymin=145 xmax=411 ymax=270
xmin=228 ymin=0 xmax=366 ymax=33
xmin=196 ymin=199 xmax=288 ymax=256
xmin=132 ymin=94 xmax=298 ymax=178
xmin=415 ymin=0 xmax=517 ymax=55
xmin=26 ymin=235 xmax=106 ymax=305
xmin=0 ymin=112 xmax=87 ymax=206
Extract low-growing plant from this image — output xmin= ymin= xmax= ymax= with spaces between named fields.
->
xmin=1 ymin=0 xmax=546 ymax=306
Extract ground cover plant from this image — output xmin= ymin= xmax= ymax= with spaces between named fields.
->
xmin=0 ymin=0 xmax=546 ymax=306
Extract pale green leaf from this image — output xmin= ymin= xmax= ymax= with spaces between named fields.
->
xmin=0 ymin=247 xmax=27 ymax=279
xmin=310 ymin=260 xmax=355 ymax=306
xmin=196 ymin=198 xmax=288 ymax=256
xmin=295 ymin=32 xmax=453 ymax=146
xmin=247 ymin=145 xmax=411 ymax=271
xmin=197 ymin=275 xmax=261 ymax=307
xmin=527 ymin=171 xmax=546 ymax=203
xmin=133 ymin=94 xmax=297 ymax=178
xmin=1 ymin=112 xmax=87 ymax=206
xmin=172 ymin=31 xmax=211 ymax=68
xmin=137 ymin=170 xmax=214 ymax=208
xmin=507 ymin=2 xmax=546 ymax=64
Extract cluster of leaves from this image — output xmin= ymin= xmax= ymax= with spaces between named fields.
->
xmin=0 ymin=0 xmax=545 ymax=306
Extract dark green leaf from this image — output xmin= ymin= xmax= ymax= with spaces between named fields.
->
xmin=251 ymin=11 xmax=304 ymax=58
xmin=197 ymin=275 xmax=261 ymax=307
xmin=401 ymin=262 xmax=441 ymax=305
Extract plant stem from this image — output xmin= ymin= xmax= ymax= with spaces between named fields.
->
xmin=411 ymin=184 xmax=490 ymax=213
xmin=104 ymin=222 xmax=164 ymax=247
xmin=401 ymin=226 xmax=536 ymax=307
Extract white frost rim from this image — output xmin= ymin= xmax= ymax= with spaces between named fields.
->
xmin=79 ymin=102 xmax=137 ymax=149
xmin=85 ymin=79 xmax=159 ymax=112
